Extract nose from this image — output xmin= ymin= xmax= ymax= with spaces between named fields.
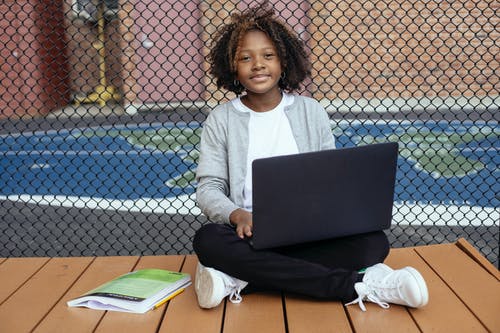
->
xmin=252 ymin=56 xmax=264 ymax=70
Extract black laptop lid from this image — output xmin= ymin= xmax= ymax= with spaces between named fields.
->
xmin=250 ymin=142 xmax=398 ymax=249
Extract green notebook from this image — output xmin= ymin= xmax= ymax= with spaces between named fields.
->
xmin=67 ymin=268 xmax=191 ymax=313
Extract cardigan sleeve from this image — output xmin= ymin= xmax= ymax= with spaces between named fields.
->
xmin=317 ymin=102 xmax=336 ymax=150
xmin=195 ymin=108 xmax=239 ymax=223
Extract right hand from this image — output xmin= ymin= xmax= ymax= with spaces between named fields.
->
xmin=229 ymin=208 xmax=253 ymax=239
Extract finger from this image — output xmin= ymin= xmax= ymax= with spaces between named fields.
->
xmin=236 ymin=226 xmax=245 ymax=239
xmin=244 ymin=225 xmax=252 ymax=237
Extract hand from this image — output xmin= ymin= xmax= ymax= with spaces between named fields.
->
xmin=229 ymin=208 xmax=253 ymax=239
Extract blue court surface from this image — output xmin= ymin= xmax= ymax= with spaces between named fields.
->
xmin=1 ymin=120 xmax=498 ymax=218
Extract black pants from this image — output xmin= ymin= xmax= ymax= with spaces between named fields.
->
xmin=193 ymin=223 xmax=390 ymax=302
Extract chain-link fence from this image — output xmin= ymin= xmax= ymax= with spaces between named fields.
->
xmin=0 ymin=0 xmax=498 ymax=266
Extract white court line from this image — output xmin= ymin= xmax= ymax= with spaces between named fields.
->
xmin=0 ymin=194 xmax=201 ymax=216
xmin=0 ymin=194 xmax=497 ymax=227
xmin=392 ymin=202 xmax=499 ymax=227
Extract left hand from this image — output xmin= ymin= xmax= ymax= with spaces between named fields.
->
xmin=229 ymin=208 xmax=253 ymax=239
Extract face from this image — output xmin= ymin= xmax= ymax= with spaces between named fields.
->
xmin=235 ymin=30 xmax=282 ymax=98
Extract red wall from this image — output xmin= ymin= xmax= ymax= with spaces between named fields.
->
xmin=133 ymin=0 xmax=205 ymax=103
xmin=0 ymin=0 xmax=69 ymax=119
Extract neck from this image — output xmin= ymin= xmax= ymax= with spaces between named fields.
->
xmin=242 ymin=90 xmax=282 ymax=112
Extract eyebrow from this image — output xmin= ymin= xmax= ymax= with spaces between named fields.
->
xmin=239 ymin=46 xmax=276 ymax=53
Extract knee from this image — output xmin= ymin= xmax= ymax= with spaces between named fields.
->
xmin=193 ymin=223 xmax=235 ymax=261
xmin=193 ymin=223 xmax=219 ymax=255
xmin=350 ymin=231 xmax=390 ymax=270
xmin=367 ymin=231 xmax=390 ymax=263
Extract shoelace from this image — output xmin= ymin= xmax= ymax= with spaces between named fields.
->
xmin=345 ymin=284 xmax=390 ymax=311
xmin=220 ymin=274 xmax=245 ymax=304
xmin=228 ymin=288 xmax=243 ymax=304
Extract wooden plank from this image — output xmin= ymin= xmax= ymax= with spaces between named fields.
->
xmin=346 ymin=251 xmax=421 ymax=333
xmin=159 ymin=255 xmax=224 ymax=333
xmin=0 ymin=257 xmax=93 ymax=333
xmin=387 ymin=246 xmax=488 ymax=332
xmin=284 ymin=295 xmax=352 ymax=333
xmin=0 ymin=242 xmax=494 ymax=333
xmin=94 ymin=255 xmax=185 ymax=333
xmin=33 ymin=256 xmax=139 ymax=333
xmin=0 ymin=257 xmax=49 ymax=304
xmin=416 ymin=243 xmax=500 ymax=332
xmin=347 ymin=305 xmax=418 ymax=333
xmin=223 ymin=292 xmax=286 ymax=333
xmin=455 ymin=238 xmax=500 ymax=281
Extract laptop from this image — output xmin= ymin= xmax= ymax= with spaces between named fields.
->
xmin=250 ymin=142 xmax=398 ymax=249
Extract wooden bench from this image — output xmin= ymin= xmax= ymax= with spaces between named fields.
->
xmin=0 ymin=238 xmax=498 ymax=333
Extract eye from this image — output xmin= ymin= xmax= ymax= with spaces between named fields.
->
xmin=239 ymin=55 xmax=251 ymax=62
xmin=264 ymin=53 xmax=275 ymax=59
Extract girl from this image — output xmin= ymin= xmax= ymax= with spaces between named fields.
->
xmin=193 ymin=1 xmax=428 ymax=312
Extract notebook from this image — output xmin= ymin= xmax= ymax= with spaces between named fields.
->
xmin=250 ymin=142 xmax=398 ymax=249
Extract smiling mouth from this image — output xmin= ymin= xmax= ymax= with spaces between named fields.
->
xmin=250 ymin=74 xmax=270 ymax=81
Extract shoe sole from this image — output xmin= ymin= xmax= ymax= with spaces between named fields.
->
xmin=403 ymin=267 xmax=429 ymax=307
xmin=195 ymin=264 xmax=223 ymax=309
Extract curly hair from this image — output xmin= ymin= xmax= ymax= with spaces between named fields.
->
xmin=207 ymin=0 xmax=311 ymax=95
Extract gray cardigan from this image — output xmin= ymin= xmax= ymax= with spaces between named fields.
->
xmin=196 ymin=95 xmax=335 ymax=223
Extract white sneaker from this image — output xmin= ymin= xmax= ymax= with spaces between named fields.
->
xmin=195 ymin=263 xmax=248 ymax=309
xmin=345 ymin=263 xmax=429 ymax=311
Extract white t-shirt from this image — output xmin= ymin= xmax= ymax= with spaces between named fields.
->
xmin=232 ymin=93 xmax=299 ymax=211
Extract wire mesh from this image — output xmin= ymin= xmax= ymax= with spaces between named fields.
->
xmin=0 ymin=0 xmax=498 ymax=266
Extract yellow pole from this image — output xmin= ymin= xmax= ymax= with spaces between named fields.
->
xmin=74 ymin=2 xmax=119 ymax=107
xmin=97 ymin=2 xmax=106 ymax=88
